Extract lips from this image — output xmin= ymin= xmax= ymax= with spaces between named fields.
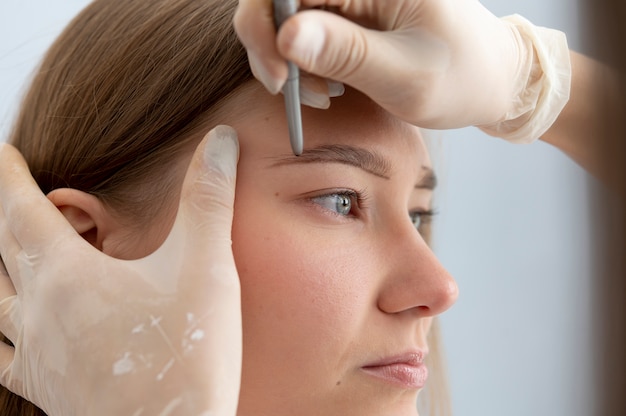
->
xmin=361 ymin=352 xmax=428 ymax=389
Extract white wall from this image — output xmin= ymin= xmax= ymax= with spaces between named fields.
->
xmin=433 ymin=1 xmax=597 ymax=415
xmin=0 ymin=1 xmax=92 ymax=140
xmin=0 ymin=1 xmax=596 ymax=415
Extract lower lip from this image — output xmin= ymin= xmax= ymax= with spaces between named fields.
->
xmin=361 ymin=363 xmax=428 ymax=389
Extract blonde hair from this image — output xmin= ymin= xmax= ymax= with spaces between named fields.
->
xmin=3 ymin=0 xmax=451 ymax=414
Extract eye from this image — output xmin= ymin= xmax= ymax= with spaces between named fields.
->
xmin=311 ymin=191 xmax=359 ymax=217
xmin=409 ymin=209 xmax=436 ymax=232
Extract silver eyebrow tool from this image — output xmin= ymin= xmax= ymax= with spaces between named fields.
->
xmin=273 ymin=0 xmax=303 ymax=156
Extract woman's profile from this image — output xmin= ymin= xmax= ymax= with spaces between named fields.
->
xmin=0 ymin=0 xmax=456 ymax=415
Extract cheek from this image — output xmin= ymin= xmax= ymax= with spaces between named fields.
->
xmin=230 ymin=190 xmax=375 ymax=350
xmin=233 ymin=215 xmax=355 ymax=325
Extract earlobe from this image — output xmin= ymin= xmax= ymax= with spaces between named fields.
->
xmin=47 ymin=188 xmax=112 ymax=250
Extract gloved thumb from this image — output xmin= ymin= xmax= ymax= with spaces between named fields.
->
xmin=276 ymin=10 xmax=411 ymax=96
xmin=133 ymin=125 xmax=240 ymax=291
xmin=177 ymin=125 xmax=239 ymax=245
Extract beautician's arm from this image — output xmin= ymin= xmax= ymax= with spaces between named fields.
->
xmin=540 ymin=51 xmax=623 ymax=185
xmin=235 ymin=0 xmax=621 ymax=184
xmin=0 ymin=126 xmax=242 ymax=416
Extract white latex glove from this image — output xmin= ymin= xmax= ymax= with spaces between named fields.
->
xmin=0 ymin=126 xmax=242 ymax=416
xmin=234 ymin=0 xmax=570 ymax=141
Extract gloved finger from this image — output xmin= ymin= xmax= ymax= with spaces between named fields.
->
xmin=0 ymin=206 xmax=24 ymax=297
xmin=0 ymin=144 xmax=76 ymax=256
xmin=176 ymin=128 xmax=242 ymax=413
xmin=277 ymin=10 xmax=450 ymax=123
xmin=234 ymin=0 xmax=288 ymax=94
xmin=0 ymin=343 xmax=16 ymax=392
xmin=299 ymin=73 xmax=330 ymax=109
xmin=0 ymin=255 xmax=17 ymax=300
xmin=178 ymin=125 xmax=239 ymax=249
xmin=0 ymin=258 xmax=6 ymax=282
xmin=0 ymin=297 xmax=20 ymax=344
xmin=129 ymin=126 xmax=240 ymax=293
xmin=298 ymin=74 xmax=345 ymax=109
xmin=275 ymin=10 xmax=388 ymax=90
xmin=278 ymin=9 xmax=383 ymax=80
xmin=130 ymin=126 xmax=243 ymax=411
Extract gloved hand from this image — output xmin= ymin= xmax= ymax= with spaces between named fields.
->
xmin=234 ymin=0 xmax=570 ymax=142
xmin=0 ymin=126 xmax=242 ymax=416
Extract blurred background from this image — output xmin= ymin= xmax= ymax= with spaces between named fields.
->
xmin=431 ymin=1 xmax=598 ymax=415
xmin=0 ymin=1 xmax=598 ymax=415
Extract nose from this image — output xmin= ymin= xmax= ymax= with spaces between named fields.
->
xmin=376 ymin=224 xmax=459 ymax=318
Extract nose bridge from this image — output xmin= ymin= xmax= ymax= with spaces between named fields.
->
xmin=377 ymin=223 xmax=459 ymax=317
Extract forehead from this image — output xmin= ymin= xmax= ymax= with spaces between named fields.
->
xmin=216 ymin=83 xmax=430 ymax=171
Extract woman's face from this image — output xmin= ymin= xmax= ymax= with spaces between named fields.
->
xmin=217 ymin=86 xmax=458 ymax=416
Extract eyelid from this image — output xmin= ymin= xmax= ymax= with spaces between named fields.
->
xmin=306 ymin=188 xmax=369 ymax=218
xmin=409 ymin=207 xmax=438 ymax=217
xmin=409 ymin=208 xmax=438 ymax=233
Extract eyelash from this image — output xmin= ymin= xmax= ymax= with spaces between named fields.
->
xmin=310 ymin=189 xmax=368 ymax=220
xmin=310 ymin=190 xmax=437 ymax=232
xmin=409 ymin=209 xmax=437 ymax=232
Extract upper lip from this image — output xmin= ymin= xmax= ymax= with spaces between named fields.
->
xmin=362 ymin=351 xmax=426 ymax=368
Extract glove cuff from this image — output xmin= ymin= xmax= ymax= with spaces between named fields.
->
xmin=479 ymin=14 xmax=572 ymax=144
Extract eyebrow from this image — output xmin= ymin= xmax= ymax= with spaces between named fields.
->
xmin=270 ymin=144 xmax=392 ymax=179
xmin=416 ymin=166 xmax=437 ymax=190
xmin=269 ymin=144 xmax=438 ymax=190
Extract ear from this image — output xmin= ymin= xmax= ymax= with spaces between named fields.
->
xmin=47 ymin=188 xmax=119 ymax=251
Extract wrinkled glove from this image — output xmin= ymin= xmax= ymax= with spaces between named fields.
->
xmin=234 ymin=0 xmax=570 ymax=142
xmin=0 ymin=126 xmax=242 ymax=416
